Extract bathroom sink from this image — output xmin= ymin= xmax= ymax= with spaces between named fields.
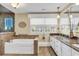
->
xmin=72 ymin=44 xmax=79 ymax=48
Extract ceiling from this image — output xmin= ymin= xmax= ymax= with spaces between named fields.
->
xmin=0 ymin=3 xmax=79 ymax=18
xmin=0 ymin=3 xmax=69 ymax=13
xmin=0 ymin=5 xmax=12 ymax=13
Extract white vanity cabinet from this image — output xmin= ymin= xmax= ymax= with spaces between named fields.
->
xmin=72 ymin=49 xmax=79 ymax=56
xmin=50 ymin=36 xmax=62 ymax=56
xmin=61 ymin=43 xmax=72 ymax=56
xmin=50 ymin=36 xmax=79 ymax=56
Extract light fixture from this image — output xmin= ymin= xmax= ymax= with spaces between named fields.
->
xmin=69 ymin=7 xmax=73 ymax=19
xmin=57 ymin=7 xmax=60 ymax=19
xmin=11 ymin=3 xmax=19 ymax=9
xmin=57 ymin=14 xmax=60 ymax=19
xmin=57 ymin=7 xmax=60 ymax=33
xmin=70 ymin=14 xmax=73 ymax=18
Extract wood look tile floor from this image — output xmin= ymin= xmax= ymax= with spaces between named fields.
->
xmin=38 ymin=47 xmax=56 ymax=56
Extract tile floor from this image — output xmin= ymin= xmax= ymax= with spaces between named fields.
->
xmin=38 ymin=47 xmax=56 ymax=56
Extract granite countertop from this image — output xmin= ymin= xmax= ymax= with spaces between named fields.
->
xmin=50 ymin=33 xmax=79 ymax=39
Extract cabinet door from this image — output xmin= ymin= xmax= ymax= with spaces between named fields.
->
xmin=52 ymin=37 xmax=55 ymax=50
xmin=54 ymin=39 xmax=58 ymax=54
xmin=54 ymin=39 xmax=61 ymax=56
xmin=61 ymin=43 xmax=72 ymax=56
xmin=72 ymin=49 xmax=79 ymax=56
xmin=50 ymin=36 xmax=55 ymax=50
xmin=57 ymin=40 xmax=62 ymax=56
xmin=50 ymin=36 xmax=52 ymax=46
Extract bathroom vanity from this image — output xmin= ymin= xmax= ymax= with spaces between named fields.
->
xmin=50 ymin=33 xmax=79 ymax=56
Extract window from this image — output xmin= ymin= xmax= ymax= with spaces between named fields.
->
xmin=30 ymin=18 xmax=44 ymax=25
xmin=30 ymin=17 xmax=57 ymax=34
xmin=4 ymin=16 xmax=14 ymax=32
